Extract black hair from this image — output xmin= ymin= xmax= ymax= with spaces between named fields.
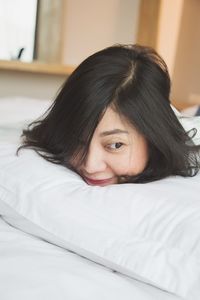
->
xmin=17 ymin=44 xmax=200 ymax=183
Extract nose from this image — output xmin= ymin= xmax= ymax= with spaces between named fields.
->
xmin=82 ymin=144 xmax=107 ymax=174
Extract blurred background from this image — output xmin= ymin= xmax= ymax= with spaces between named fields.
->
xmin=0 ymin=0 xmax=199 ymax=110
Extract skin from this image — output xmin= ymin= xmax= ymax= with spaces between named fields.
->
xmin=77 ymin=107 xmax=149 ymax=186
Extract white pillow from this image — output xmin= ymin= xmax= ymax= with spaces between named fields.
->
xmin=171 ymin=105 xmax=200 ymax=145
xmin=0 ymin=97 xmax=52 ymax=144
xmin=0 ymin=97 xmax=51 ymax=125
xmin=0 ymin=143 xmax=200 ymax=298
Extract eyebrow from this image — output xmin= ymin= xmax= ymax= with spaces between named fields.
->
xmin=99 ymin=129 xmax=129 ymax=137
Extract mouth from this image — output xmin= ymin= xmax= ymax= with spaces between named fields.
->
xmin=83 ymin=176 xmax=116 ymax=186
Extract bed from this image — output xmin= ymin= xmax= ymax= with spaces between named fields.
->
xmin=0 ymin=97 xmax=200 ymax=300
xmin=0 ymin=216 xmax=179 ymax=300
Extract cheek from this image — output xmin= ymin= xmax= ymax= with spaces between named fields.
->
xmin=128 ymin=142 xmax=149 ymax=175
xmin=106 ymin=153 xmax=133 ymax=175
xmin=109 ymin=141 xmax=148 ymax=177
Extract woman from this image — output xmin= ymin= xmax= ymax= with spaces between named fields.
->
xmin=17 ymin=44 xmax=200 ymax=185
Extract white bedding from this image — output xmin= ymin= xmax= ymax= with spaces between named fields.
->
xmin=0 ymin=97 xmax=51 ymax=144
xmin=0 ymin=216 xmax=180 ymax=300
xmin=0 ymin=97 xmax=200 ymax=300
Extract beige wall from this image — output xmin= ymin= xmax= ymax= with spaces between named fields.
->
xmin=0 ymin=70 xmax=66 ymax=100
xmin=62 ymin=0 xmax=140 ymax=65
xmin=2 ymin=0 xmax=198 ymax=105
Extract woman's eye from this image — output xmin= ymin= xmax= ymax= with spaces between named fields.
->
xmin=107 ymin=142 xmax=123 ymax=150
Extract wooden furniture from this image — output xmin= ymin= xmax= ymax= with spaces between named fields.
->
xmin=0 ymin=60 xmax=75 ymax=76
xmin=136 ymin=0 xmax=160 ymax=49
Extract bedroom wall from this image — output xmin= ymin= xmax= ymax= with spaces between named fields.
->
xmin=0 ymin=70 xmax=65 ymax=100
xmin=2 ymin=0 xmax=198 ymax=106
xmin=0 ymin=0 xmax=140 ymax=100
xmin=62 ymin=0 xmax=140 ymax=65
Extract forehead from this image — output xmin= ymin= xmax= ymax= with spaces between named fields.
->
xmin=96 ymin=107 xmax=131 ymax=133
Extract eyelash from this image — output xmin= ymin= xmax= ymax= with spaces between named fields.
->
xmin=105 ymin=142 xmax=124 ymax=151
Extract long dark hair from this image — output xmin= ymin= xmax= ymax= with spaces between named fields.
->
xmin=17 ymin=44 xmax=200 ymax=183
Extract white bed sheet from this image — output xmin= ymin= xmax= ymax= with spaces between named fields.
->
xmin=0 ymin=216 xmax=180 ymax=300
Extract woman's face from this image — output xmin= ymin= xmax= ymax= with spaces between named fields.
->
xmin=77 ymin=107 xmax=148 ymax=186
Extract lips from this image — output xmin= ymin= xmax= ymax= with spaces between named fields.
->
xmin=83 ymin=176 xmax=115 ymax=186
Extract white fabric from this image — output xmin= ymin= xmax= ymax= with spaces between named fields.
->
xmin=0 ymin=97 xmax=51 ymax=125
xmin=0 ymin=217 xmax=179 ymax=300
xmin=181 ymin=105 xmax=200 ymax=117
xmin=0 ymin=143 xmax=200 ymax=299
xmin=0 ymin=97 xmax=51 ymax=144
xmin=0 ymin=97 xmax=200 ymax=299
xmin=171 ymin=105 xmax=200 ymax=145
